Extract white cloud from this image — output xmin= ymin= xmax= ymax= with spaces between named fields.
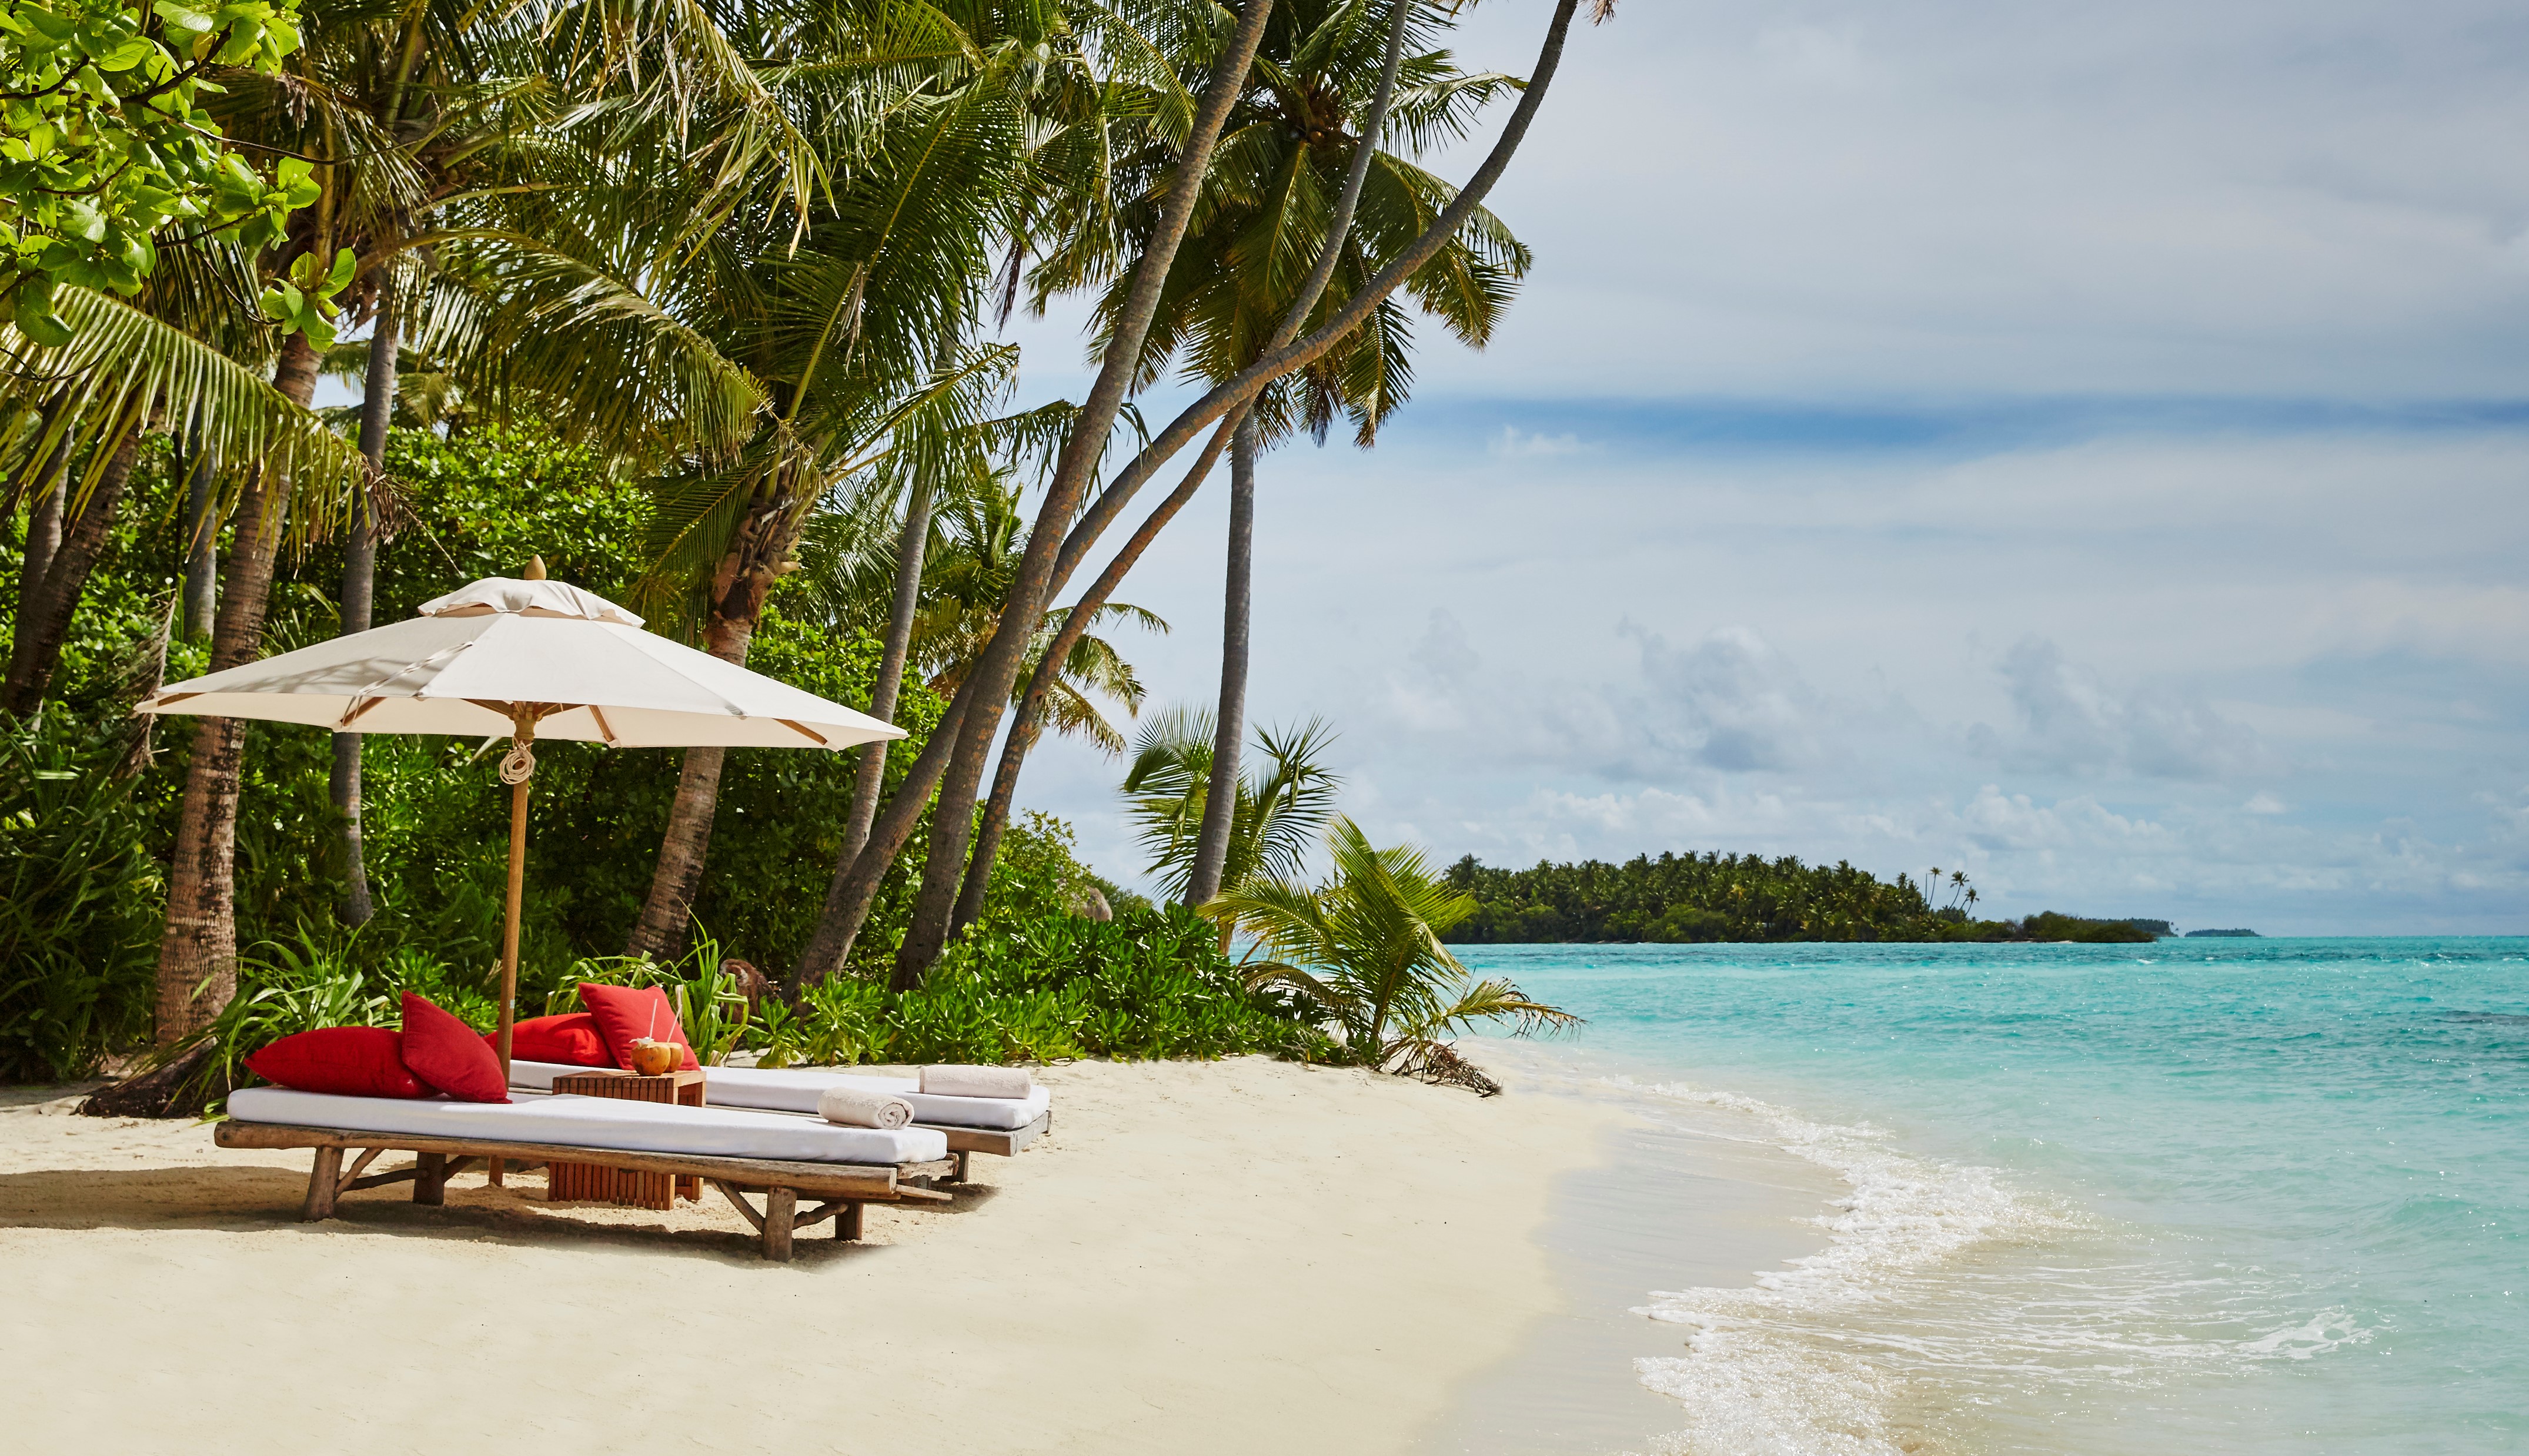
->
xmin=1486 ymin=426 xmax=1589 ymax=458
xmin=1967 ymin=638 xmax=2272 ymax=781
xmin=2245 ymin=792 xmax=2289 ymax=815
xmin=1619 ymin=622 xmax=1822 ymax=773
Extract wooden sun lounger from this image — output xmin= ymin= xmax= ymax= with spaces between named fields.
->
xmin=216 ymin=1119 xmax=959 ymax=1261
xmin=912 ymin=1109 xmax=1051 ymax=1181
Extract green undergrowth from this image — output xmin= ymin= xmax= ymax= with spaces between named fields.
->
xmin=164 ymin=902 xmax=1328 ymax=1115
xmin=0 ymin=709 xmax=161 ymax=1080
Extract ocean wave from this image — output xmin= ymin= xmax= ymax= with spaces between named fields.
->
xmin=1606 ymin=1076 xmax=2372 ymax=1456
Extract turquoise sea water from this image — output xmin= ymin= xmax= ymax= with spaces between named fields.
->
xmin=1458 ymin=938 xmax=2527 ymax=1455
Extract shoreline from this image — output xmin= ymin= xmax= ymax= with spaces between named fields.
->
xmin=0 ymin=1056 xmax=1681 ymax=1453
xmin=1417 ymin=1042 xmax=1844 ymax=1456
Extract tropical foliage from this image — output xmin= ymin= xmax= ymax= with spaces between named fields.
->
xmin=1 ymin=0 xmax=1619 ymax=1093
xmin=1121 ymin=707 xmax=1339 ymax=902
xmin=1439 ymin=852 xmax=2154 ymax=944
xmin=1206 ymin=816 xmax=1575 ymax=1093
xmin=142 ymin=859 xmax=1325 ymax=1116
xmin=0 ymin=703 xmax=158 ymax=1079
xmin=0 ymin=0 xmax=316 ymax=342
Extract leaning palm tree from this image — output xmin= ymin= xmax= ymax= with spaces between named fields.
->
xmin=942 ymin=0 xmax=1521 ymax=923
xmin=1075 ymin=0 xmax=1531 ymax=907
xmin=1205 ymin=816 xmax=1576 ymax=1088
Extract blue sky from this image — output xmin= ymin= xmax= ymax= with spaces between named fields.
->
xmin=990 ymin=0 xmax=2529 ymax=933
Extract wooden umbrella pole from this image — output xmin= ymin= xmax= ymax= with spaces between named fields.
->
xmin=497 ymin=717 xmax=534 ymax=1075
xmin=492 ymin=707 xmax=540 ymax=1189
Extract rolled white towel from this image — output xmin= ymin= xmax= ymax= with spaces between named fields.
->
xmin=817 ymin=1085 xmax=914 ymax=1129
xmin=919 ymin=1064 xmax=1034 ymax=1099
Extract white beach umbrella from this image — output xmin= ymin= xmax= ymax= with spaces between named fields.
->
xmin=137 ymin=570 xmax=905 ymax=1072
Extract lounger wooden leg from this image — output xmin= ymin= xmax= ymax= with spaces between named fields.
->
xmin=839 ymin=1201 xmax=863 ymax=1241
xmin=415 ymin=1152 xmax=447 ymax=1206
xmin=301 ymin=1147 xmax=343 ymax=1221
xmin=953 ymin=1151 xmax=971 ymax=1184
xmin=764 ymin=1187 xmax=797 ymax=1262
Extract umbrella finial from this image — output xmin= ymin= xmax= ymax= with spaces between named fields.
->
xmin=524 ymin=555 xmax=547 ymax=581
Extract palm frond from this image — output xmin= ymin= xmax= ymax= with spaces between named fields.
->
xmin=0 ymin=288 xmax=367 ymax=535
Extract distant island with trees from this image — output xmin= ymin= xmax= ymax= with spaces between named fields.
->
xmin=1440 ymin=853 xmax=2162 ymax=944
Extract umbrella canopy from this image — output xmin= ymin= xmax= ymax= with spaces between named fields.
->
xmin=138 ymin=574 xmax=907 ymax=1102
xmin=139 ymin=577 xmax=901 ymax=751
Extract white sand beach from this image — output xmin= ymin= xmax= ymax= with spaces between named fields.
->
xmin=0 ymin=1056 xmax=1714 ymax=1454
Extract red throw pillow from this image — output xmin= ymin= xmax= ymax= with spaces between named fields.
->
xmin=245 ymin=1026 xmax=428 ymax=1099
xmin=399 ymin=993 xmax=509 ymax=1103
xmin=493 ymin=1012 xmax=613 ymax=1067
xmin=576 ymin=982 xmax=700 ymax=1071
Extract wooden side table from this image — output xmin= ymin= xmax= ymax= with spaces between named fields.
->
xmin=548 ymin=1067 xmax=707 ymax=1210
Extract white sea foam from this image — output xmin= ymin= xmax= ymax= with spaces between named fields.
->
xmin=1596 ymin=1076 xmax=2373 ymax=1456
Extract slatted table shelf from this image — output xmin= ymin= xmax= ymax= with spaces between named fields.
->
xmin=547 ymin=1067 xmax=707 ymax=1209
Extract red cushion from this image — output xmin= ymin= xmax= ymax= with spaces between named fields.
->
xmin=245 ymin=1026 xmax=427 ymax=1099
xmin=399 ymin=993 xmax=510 ymax=1103
xmin=492 ymin=1012 xmax=614 ymax=1067
xmin=576 ymin=983 xmax=700 ymax=1070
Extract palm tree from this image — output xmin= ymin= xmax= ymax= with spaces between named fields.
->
xmin=1206 ymin=816 xmax=1576 ymax=1080
xmin=131 ymin=0 xmax=813 ymax=1041
xmin=1120 ymin=707 xmax=1340 ymax=907
xmin=215 ymin=0 xmax=817 ymax=925
xmin=0 ymin=255 xmax=368 ymax=1045
xmin=1 ymin=233 xmax=360 ymax=716
xmin=871 ymin=0 xmax=1406 ymax=958
xmin=1083 ymin=0 xmax=1531 ymax=907
xmin=358 ymin=0 xmax=1063 ymax=962
xmin=745 ymin=0 xmax=1612 ymax=989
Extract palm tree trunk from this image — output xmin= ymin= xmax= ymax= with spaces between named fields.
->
xmin=886 ymin=0 xmax=1278 ymax=990
xmin=8 ymin=410 xmax=71 ymax=701
xmin=14 ymin=460 xmax=64 ymax=629
xmin=839 ymin=476 xmax=933 ymax=869
xmin=625 ymin=745 xmax=730 ymax=959
xmin=948 ymin=0 xmax=1414 ymax=913
xmin=794 ymin=0 xmax=1274 ymax=992
xmin=625 ymin=510 xmax=793 ymax=959
xmin=624 ymin=615 xmax=757 ymax=959
xmin=4 ymin=419 xmax=143 ymax=715
xmin=801 ymin=0 xmax=1579 ymax=986
xmin=1176 ymin=0 xmax=1405 ymax=904
xmin=934 ymin=415 xmax=1241 ymax=937
xmin=1184 ymin=413 xmax=1259 ymax=905
xmin=154 ymin=332 xmax=322 ymax=1044
xmin=331 ymin=280 xmax=397 ymax=927
xmin=948 ymin=704 xmax=1040 ymax=935
xmin=793 ymin=691 xmax=970 ymax=988
xmin=180 ymin=444 xmax=216 ymax=642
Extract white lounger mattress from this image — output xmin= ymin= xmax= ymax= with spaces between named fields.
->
xmin=227 ymin=1086 xmax=948 ymax=1165
xmin=507 ymin=1060 xmax=1051 ymax=1132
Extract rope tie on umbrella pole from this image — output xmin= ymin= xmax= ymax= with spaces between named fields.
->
xmin=499 ymin=741 xmax=536 ymax=784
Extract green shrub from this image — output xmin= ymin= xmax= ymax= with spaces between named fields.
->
xmin=825 ymin=904 xmax=1333 ymax=1066
xmin=746 ymin=904 xmax=1332 ymax=1068
xmin=552 ymin=934 xmax=758 ymax=1066
xmin=0 ymin=708 xmax=162 ymax=1080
